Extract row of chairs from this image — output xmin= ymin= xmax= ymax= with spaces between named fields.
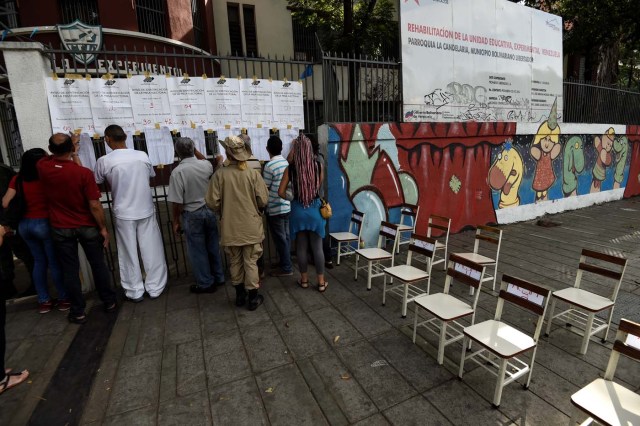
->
xmin=329 ymin=211 xmax=637 ymax=421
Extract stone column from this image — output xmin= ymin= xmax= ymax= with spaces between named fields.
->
xmin=0 ymin=41 xmax=96 ymax=292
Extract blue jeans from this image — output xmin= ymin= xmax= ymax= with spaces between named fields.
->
xmin=267 ymin=213 xmax=292 ymax=273
xmin=51 ymin=226 xmax=116 ymax=316
xmin=19 ymin=218 xmax=66 ymax=303
xmin=182 ymin=206 xmax=225 ymax=287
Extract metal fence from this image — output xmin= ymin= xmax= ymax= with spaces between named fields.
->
xmin=563 ymin=79 xmax=640 ymax=124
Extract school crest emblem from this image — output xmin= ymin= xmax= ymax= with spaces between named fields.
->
xmin=57 ymin=20 xmax=103 ymax=65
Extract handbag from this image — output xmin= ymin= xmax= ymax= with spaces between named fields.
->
xmin=319 ymin=197 xmax=332 ymax=219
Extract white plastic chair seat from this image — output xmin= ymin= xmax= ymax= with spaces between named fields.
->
xmin=330 ymin=231 xmax=359 ymax=242
xmin=384 ymin=264 xmax=429 ymax=283
xmin=415 ymin=293 xmax=473 ymax=321
xmin=571 ymin=378 xmax=640 ymax=426
xmin=356 ymin=247 xmax=393 ymax=260
xmin=455 ymin=252 xmax=496 ymax=265
xmin=464 ymin=320 xmax=536 ymax=358
xmin=552 ymin=287 xmax=614 ymax=312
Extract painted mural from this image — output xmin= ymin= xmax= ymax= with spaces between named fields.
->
xmin=326 ymin=120 xmax=640 ymax=247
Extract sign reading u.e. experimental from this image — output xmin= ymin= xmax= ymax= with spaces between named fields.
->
xmin=400 ymin=0 xmax=563 ymax=123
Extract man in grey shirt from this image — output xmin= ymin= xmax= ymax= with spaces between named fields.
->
xmin=168 ymin=138 xmax=224 ymax=293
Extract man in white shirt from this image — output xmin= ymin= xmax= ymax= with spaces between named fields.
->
xmin=94 ymin=125 xmax=167 ymax=301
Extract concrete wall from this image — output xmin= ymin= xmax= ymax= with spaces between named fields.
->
xmin=323 ymin=122 xmax=640 ymax=247
xmin=213 ymin=0 xmax=294 ymax=57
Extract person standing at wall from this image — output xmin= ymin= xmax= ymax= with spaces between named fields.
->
xmin=2 ymin=148 xmax=68 ymax=313
xmin=38 ymin=133 xmax=117 ymax=324
xmin=278 ymin=134 xmax=328 ymax=292
xmin=206 ymin=136 xmax=269 ymax=311
xmin=168 ymin=137 xmax=225 ymax=293
xmin=263 ymin=136 xmax=293 ymax=277
xmin=94 ymin=125 xmax=167 ymax=302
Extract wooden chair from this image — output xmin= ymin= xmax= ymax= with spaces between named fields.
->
xmin=458 ymin=274 xmax=551 ymax=408
xmin=426 ymin=214 xmax=452 ymax=271
xmin=569 ymin=318 xmax=640 ymax=425
xmin=452 ymin=225 xmax=503 ymax=292
xmin=545 ymin=249 xmax=627 ymax=355
xmin=383 ymin=234 xmax=437 ymax=318
xmin=329 ymin=210 xmax=365 ymax=265
xmin=412 ymin=254 xmax=486 ymax=365
xmin=354 ymin=222 xmax=400 ymax=291
xmin=395 ymin=203 xmax=419 ymax=253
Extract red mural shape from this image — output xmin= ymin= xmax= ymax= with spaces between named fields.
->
xmin=624 ymin=125 xmax=640 ymax=198
xmin=371 ymin=152 xmax=405 ymax=208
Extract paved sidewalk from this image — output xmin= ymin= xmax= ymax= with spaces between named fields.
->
xmin=2 ymin=197 xmax=640 ymax=425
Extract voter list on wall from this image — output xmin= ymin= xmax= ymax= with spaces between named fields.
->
xmin=400 ymin=0 xmax=563 ymax=123
xmin=45 ymin=75 xmax=305 ymax=167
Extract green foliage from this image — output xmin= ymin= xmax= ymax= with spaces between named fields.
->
xmin=288 ymin=0 xmax=398 ymax=57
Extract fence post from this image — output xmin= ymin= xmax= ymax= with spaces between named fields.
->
xmin=0 ymin=42 xmax=53 ymax=152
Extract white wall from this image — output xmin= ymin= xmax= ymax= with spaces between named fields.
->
xmin=213 ymin=0 xmax=295 ymax=58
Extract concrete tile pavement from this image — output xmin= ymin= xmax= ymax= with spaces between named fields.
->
xmin=2 ymin=197 xmax=640 ymax=425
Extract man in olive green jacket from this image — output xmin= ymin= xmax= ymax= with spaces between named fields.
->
xmin=206 ymin=136 xmax=269 ymax=311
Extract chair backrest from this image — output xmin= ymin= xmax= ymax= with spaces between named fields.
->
xmin=472 ymin=225 xmax=503 ymax=261
xmin=427 ymin=214 xmax=451 ymax=241
xmin=603 ymin=318 xmax=640 ymax=380
xmin=348 ymin=210 xmax=365 ymax=239
xmin=407 ymin=233 xmax=437 ymax=267
xmin=399 ymin=203 xmax=419 ymax=228
xmin=444 ymin=254 xmax=486 ymax=294
xmin=378 ymin=221 xmax=400 ymax=252
xmin=575 ymin=249 xmax=627 ymax=302
xmin=496 ymin=274 xmax=551 ymax=341
xmin=444 ymin=254 xmax=486 ymax=322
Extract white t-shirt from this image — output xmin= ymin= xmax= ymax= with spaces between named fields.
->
xmin=94 ymin=149 xmax=155 ymax=220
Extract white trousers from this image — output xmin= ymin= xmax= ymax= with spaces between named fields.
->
xmin=115 ymin=214 xmax=168 ymax=299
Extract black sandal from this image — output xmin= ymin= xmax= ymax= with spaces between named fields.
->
xmin=68 ymin=314 xmax=87 ymax=324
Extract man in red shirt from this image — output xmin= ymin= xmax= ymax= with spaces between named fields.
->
xmin=37 ymin=133 xmax=116 ymax=324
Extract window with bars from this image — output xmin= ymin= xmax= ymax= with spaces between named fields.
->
xmin=227 ymin=3 xmax=258 ymax=57
xmin=191 ymin=0 xmax=204 ymax=49
xmin=60 ymin=0 xmax=100 ymax=25
xmin=227 ymin=3 xmax=243 ymax=55
xmin=136 ymin=0 xmax=167 ymax=38
xmin=242 ymin=5 xmax=257 ymax=57
xmin=0 ymin=1 xmax=19 ymax=29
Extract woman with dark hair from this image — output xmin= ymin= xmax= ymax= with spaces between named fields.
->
xmin=278 ymin=135 xmax=328 ymax=292
xmin=2 ymin=148 xmax=67 ymax=313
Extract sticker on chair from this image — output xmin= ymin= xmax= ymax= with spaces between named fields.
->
xmin=506 ymin=284 xmax=545 ymax=306
xmin=454 ymin=263 xmax=481 ymax=280
xmin=626 ymin=334 xmax=640 ymax=350
xmin=414 ymin=239 xmax=435 ymax=251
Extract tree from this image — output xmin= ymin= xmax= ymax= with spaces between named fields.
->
xmin=288 ymin=0 xmax=398 ymax=57
xmin=526 ymin=0 xmax=640 ymax=85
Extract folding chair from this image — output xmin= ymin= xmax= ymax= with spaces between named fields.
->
xmin=395 ymin=203 xmax=419 ymax=253
xmin=569 ymin=318 xmax=640 ymax=425
xmin=383 ymin=234 xmax=437 ymax=318
xmin=354 ymin=222 xmax=400 ymax=291
xmin=459 ymin=274 xmax=551 ymax=408
xmin=329 ymin=210 xmax=365 ymax=265
xmin=412 ymin=254 xmax=486 ymax=365
xmin=426 ymin=214 xmax=451 ymax=271
xmin=452 ymin=225 xmax=503 ymax=292
xmin=545 ymin=249 xmax=627 ymax=355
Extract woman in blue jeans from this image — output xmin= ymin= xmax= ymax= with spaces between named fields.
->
xmin=2 ymin=148 xmax=67 ymax=313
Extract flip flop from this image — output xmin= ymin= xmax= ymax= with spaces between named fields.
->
xmin=0 ymin=370 xmax=29 ymax=395
xmin=297 ymin=280 xmax=309 ymax=289
xmin=318 ymin=281 xmax=329 ymax=293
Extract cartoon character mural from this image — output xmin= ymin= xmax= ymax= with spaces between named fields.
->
xmin=530 ymin=99 xmax=561 ymax=201
xmin=613 ymin=135 xmax=629 ymax=189
xmin=488 ymin=139 xmax=524 ymax=208
xmin=591 ymin=128 xmax=615 ymax=192
xmin=562 ymin=135 xmax=585 ymax=196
